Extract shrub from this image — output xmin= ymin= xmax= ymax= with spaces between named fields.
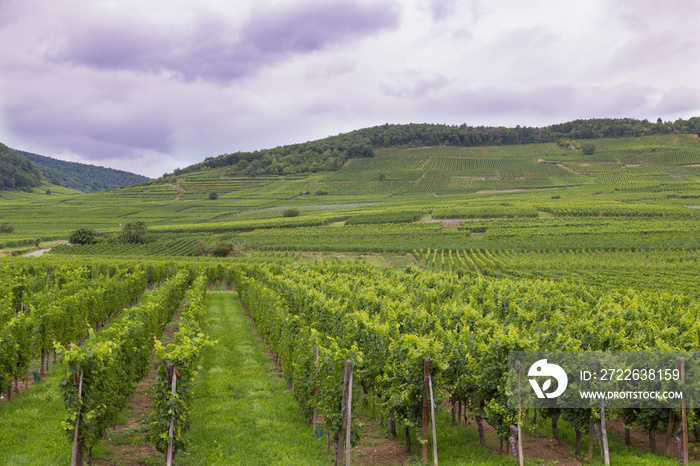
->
xmin=282 ymin=208 xmax=300 ymax=217
xmin=69 ymin=228 xmax=97 ymax=245
xmin=193 ymin=240 xmax=210 ymax=256
xmin=119 ymin=221 xmax=148 ymax=244
xmin=0 ymin=223 xmax=14 ymax=233
xmin=582 ymin=142 xmax=596 ymax=155
xmin=210 ymin=240 xmax=233 ymax=257
xmin=209 ymin=191 xmax=219 ymax=200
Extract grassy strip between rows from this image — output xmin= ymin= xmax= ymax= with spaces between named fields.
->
xmin=0 ymin=372 xmax=70 ymax=465
xmin=180 ymin=291 xmax=330 ymax=465
xmin=0 ymin=288 xmax=693 ymax=466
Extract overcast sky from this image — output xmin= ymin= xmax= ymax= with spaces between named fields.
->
xmin=1 ymin=0 xmax=699 ymax=177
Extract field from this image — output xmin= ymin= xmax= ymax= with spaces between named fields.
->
xmin=2 ymin=134 xmax=700 ymax=465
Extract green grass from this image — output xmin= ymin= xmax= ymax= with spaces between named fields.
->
xmin=181 ymin=291 xmax=330 ymax=465
xmin=0 ymin=372 xmax=71 ymax=465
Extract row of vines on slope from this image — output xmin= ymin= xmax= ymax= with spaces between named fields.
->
xmin=234 ymin=261 xmax=700 ymax=460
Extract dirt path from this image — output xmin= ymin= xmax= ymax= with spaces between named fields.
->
xmin=92 ymin=314 xmax=182 ymax=465
xmin=168 ymin=182 xmax=186 ymax=199
xmin=23 ymin=248 xmax=51 ymax=257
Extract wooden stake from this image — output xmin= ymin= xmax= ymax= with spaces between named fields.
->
xmin=516 ymin=361 xmax=524 ymax=466
xmin=71 ymin=370 xmax=84 ymax=466
xmin=428 ymin=373 xmax=438 ymax=466
xmin=422 ymin=357 xmax=429 ymax=463
xmin=595 ymin=359 xmax=610 ymax=466
xmin=312 ymin=346 xmax=319 ymax=432
xmin=336 ymin=360 xmax=352 ymax=466
xmin=346 ymin=366 xmax=354 ymax=466
xmin=665 ymin=409 xmax=675 ymax=456
xmin=167 ymin=364 xmax=177 ymax=466
xmin=679 ymin=357 xmax=688 ymax=465
xmin=588 ymin=418 xmax=594 ymax=460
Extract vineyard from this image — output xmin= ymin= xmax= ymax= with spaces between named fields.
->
xmin=234 ymin=260 xmax=700 ymax=464
xmin=2 ymin=132 xmax=700 ymax=464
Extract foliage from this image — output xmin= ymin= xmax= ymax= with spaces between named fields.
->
xmin=208 ymin=191 xmax=218 ymax=200
xmin=60 ymin=269 xmax=191 ymax=457
xmin=19 ymin=149 xmax=150 ymax=193
xmin=283 ymin=207 xmax=300 ymax=217
xmin=210 ymin=240 xmax=234 ymax=257
xmin=166 ymin=117 xmax=700 ymax=179
xmin=0 ymin=223 xmax=14 ymax=233
xmin=150 ymin=274 xmax=212 ymax=456
xmin=119 ymin=220 xmax=148 ymax=244
xmin=582 ymin=142 xmax=596 ymax=155
xmin=0 ymin=143 xmax=42 ymax=191
xmin=68 ymin=227 xmax=97 ymax=245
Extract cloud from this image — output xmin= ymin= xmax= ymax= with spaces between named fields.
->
xmin=653 ymin=87 xmax=700 ymax=115
xmin=0 ymin=0 xmax=698 ymax=178
xmin=381 ymin=72 xmax=450 ymax=98
xmin=50 ymin=1 xmax=401 ymax=83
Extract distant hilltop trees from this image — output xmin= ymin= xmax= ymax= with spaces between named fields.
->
xmin=166 ymin=117 xmax=700 ymax=178
xmin=0 ymin=143 xmax=42 ymax=191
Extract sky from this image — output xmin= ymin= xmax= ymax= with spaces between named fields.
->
xmin=1 ymin=0 xmax=699 ymax=178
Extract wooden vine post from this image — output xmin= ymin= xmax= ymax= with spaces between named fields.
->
xmin=422 ymin=357 xmax=429 ymax=463
xmin=336 ymin=360 xmax=353 ymax=466
xmin=516 ymin=360 xmax=524 ymax=466
xmin=427 ymin=364 xmax=438 ymax=466
xmin=594 ymin=359 xmax=610 ymax=465
xmin=679 ymin=357 xmax=688 ymax=465
xmin=312 ymin=346 xmax=320 ymax=432
xmin=346 ymin=363 xmax=354 ymax=466
xmin=71 ymin=370 xmax=84 ymax=466
xmin=166 ymin=363 xmax=177 ymax=466
xmin=665 ymin=409 xmax=676 ymax=456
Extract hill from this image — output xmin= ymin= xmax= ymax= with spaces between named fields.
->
xmin=169 ymin=117 xmax=700 ymax=178
xmin=19 ymin=150 xmax=151 ymax=192
xmin=0 ymin=143 xmax=42 ymax=191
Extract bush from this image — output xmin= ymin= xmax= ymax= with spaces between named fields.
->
xmin=210 ymin=240 xmax=233 ymax=257
xmin=582 ymin=142 xmax=596 ymax=155
xmin=45 ymin=189 xmax=51 ymax=195
xmin=0 ymin=223 xmax=14 ymax=233
xmin=193 ymin=240 xmax=210 ymax=256
xmin=119 ymin=221 xmax=148 ymax=244
xmin=315 ymin=190 xmax=329 ymax=196
xmin=69 ymin=228 xmax=97 ymax=245
xmin=282 ymin=208 xmax=300 ymax=218
xmin=209 ymin=191 xmax=219 ymax=200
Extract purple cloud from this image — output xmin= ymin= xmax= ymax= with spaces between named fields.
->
xmin=51 ymin=1 xmax=400 ymax=83
xmin=654 ymin=87 xmax=700 ymax=115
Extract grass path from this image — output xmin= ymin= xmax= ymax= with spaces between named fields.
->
xmin=0 ymin=372 xmax=70 ymax=465
xmin=181 ymin=291 xmax=329 ymax=465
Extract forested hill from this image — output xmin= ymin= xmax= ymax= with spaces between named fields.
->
xmin=0 ymin=143 xmax=42 ymax=191
xmin=19 ymin=150 xmax=151 ymax=193
xmin=171 ymin=117 xmax=700 ymax=178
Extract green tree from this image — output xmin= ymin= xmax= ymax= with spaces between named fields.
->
xmin=210 ymin=240 xmax=233 ymax=257
xmin=581 ymin=142 xmax=596 ymax=155
xmin=119 ymin=221 xmax=148 ymax=244
xmin=69 ymin=228 xmax=97 ymax=245
xmin=282 ymin=208 xmax=300 ymax=218
xmin=209 ymin=191 xmax=219 ymax=200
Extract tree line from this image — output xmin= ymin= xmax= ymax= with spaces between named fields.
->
xmin=0 ymin=143 xmax=42 ymax=191
xmin=167 ymin=117 xmax=700 ymax=178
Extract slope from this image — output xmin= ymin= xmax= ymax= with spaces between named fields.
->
xmin=0 ymin=143 xmax=42 ymax=191
xmin=19 ymin=150 xmax=151 ymax=192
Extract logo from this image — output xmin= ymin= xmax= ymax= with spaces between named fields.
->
xmin=528 ymin=359 xmax=568 ymax=399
